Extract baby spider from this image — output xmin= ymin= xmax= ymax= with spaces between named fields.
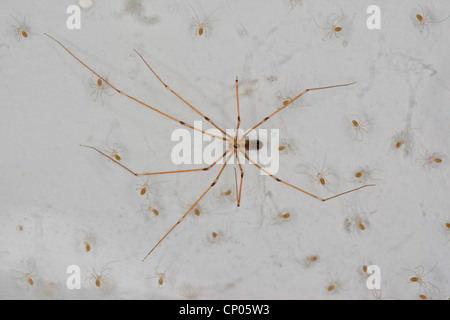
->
xmin=343 ymin=199 xmax=376 ymax=234
xmin=372 ymin=289 xmax=398 ymax=300
xmin=327 ymin=280 xmax=343 ymax=293
xmin=360 ymin=259 xmax=370 ymax=280
xmin=211 ymin=184 xmax=235 ymax=205
xmin=413 ymin=5 xmax=450 ymax=39
xmin=402 ymin=264 xmax=440 ymax=293
xmin=139 ymin=200 xmax=161 ymax=221
xmin=147 ymin=257 xmax=178 ymax=287
xmin=390 ymin=129 xmax=414 ymax=156
xmin=294 ymin=254 xmax=320 ymax=269
xmin=206 ymin=225 xmax=230 ymax=245
xmin=189 ymin=5 xmax=219 ymax=37
xmin=15 ymin=259 xmax=37 ymax=289
xmin=136 ymin=178 xmax=164 ymax=198
xmin=90 ymin=74 xmax=114 ymax=106
xmin=288 ymin=0 xmax=302 ymax=10
xmin=40 ymin=281 xmax=61 ymax=300
xmin=314 ymin=14 xmax=343 ymax=41
xmin=179 ymin=283 xmax=200 ymax=299
xmin=310 ymin=155 xmax=331 ymax=187
xmin=177 ymin=194 xmax=217 ymax=221
xmin=11 ymin=16 xmax=31 ymax=40
xmin=78 ymin=230 xmax=96 ymax=253
xmin=86 ymin=261 xmax=117 ymax=295
xmin=345 ymin=114 xmax=370 ymax=141
xmin=268 ymin=210 xmax=293 ymax=225
xmin=351 ymin=166 xmax=376 ymax=185
xmin=417 ymin=151 xmax=446 ymax=169
xmin=278 ymin=137 xmax=298 ymax=154
xmin=417 ymin=285 xmax=442 ymax=300
xmin=326 ymin=270 xmax=348 ymax=294
xmin=219 ymin=188 xmax=233 ymax=201
xmin=276 ymin=83 xmax=298 ymax=109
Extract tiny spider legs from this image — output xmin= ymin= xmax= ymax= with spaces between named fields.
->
xmin=45 ymin=33 xmax=375 ymax=262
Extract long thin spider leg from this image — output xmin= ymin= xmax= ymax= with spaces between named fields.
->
xmin=234 ymin=167 xmax=239 ymax=206
xmin=235 ymin=76 xmax=241 ymax=133
xmin=80 ymin=145 xmax=228 ymax=176
xmin=235 ymin=152 xmax=244 ymax=207
xmin=133 ymin=50 xmax=232 ymax=139
xmin=242 ymin=82 xmax=355 ymax=139
xmin=241 ymin=151 xmax=374 ymax=202
xmin=314 ymin=17 xmax=326 ymax=30
xmin=189 ymin=4 xmax=201 ymax=24
xmin=142 ymin=152 xmax=233 ymax=261
xmin=431 ymin=14 xmax=450 ymax=23
xmin=44 ymin=33 xmax=226 ymax=141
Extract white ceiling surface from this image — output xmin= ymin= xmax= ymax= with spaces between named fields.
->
xmin=1 ymin=0 xmax=449 ymax=299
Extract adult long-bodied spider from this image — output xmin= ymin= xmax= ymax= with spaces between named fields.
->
xmin=45 ymin=33 xmax=374 ymax=262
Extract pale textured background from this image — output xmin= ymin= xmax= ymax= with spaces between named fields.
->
xmin=0 ymin=0 xmax=449 ymax=299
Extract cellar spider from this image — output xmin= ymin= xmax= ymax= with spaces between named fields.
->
xmin=14 ymin=259 xmax=37 ymax=289
xmin=45 ymin=33 xmax=374 ymax=261
xmin=136 ymin=178 xmax=165 ymax=199
xmin=147 ymin=256 xmax=178 ymax=287
xmin=189 ymin=5 xmax=219 ymax=37
xmin=90 ymin=74 xmax=114 ymax=106
xmin=413 ymin=5 xmax=450 ymax=40
xmin=325 ymin=269 xmax=348 ymax=294
xmin=86 ymin=261 xmax=118 ymax=294
xmin=293 ymin=254 xmax=320 ymax=269
xmin=205 ymin=225 xmax=231 ymax=245
xmin=345 ymin=114 xmax=370 ymax=141
xmin=314 ymin=14 xmax=343 ymax=41
xmin=402 ymin=264 xmax=440 ymax=294
xmin=343 ymin=197 xmax=376 ymax=234
xmin=11 ymin=16 xmax=31 ymax=40
xmin=390 ymin=128 xmax=414 ymax=156
xmin=310 ymin=154 xmax=331 ymax=187
xmin=78 ymin=230 xmax=96 ymax=253
xmin=139 ymin=199 xmax=161 ymax=222
xmin=212 ymin=185 xmax=235 ymax=205
xmin=267 ymin=209 xmax=293 ymax=225
xmin=416 ymin=151 xmax=446 ymax=169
